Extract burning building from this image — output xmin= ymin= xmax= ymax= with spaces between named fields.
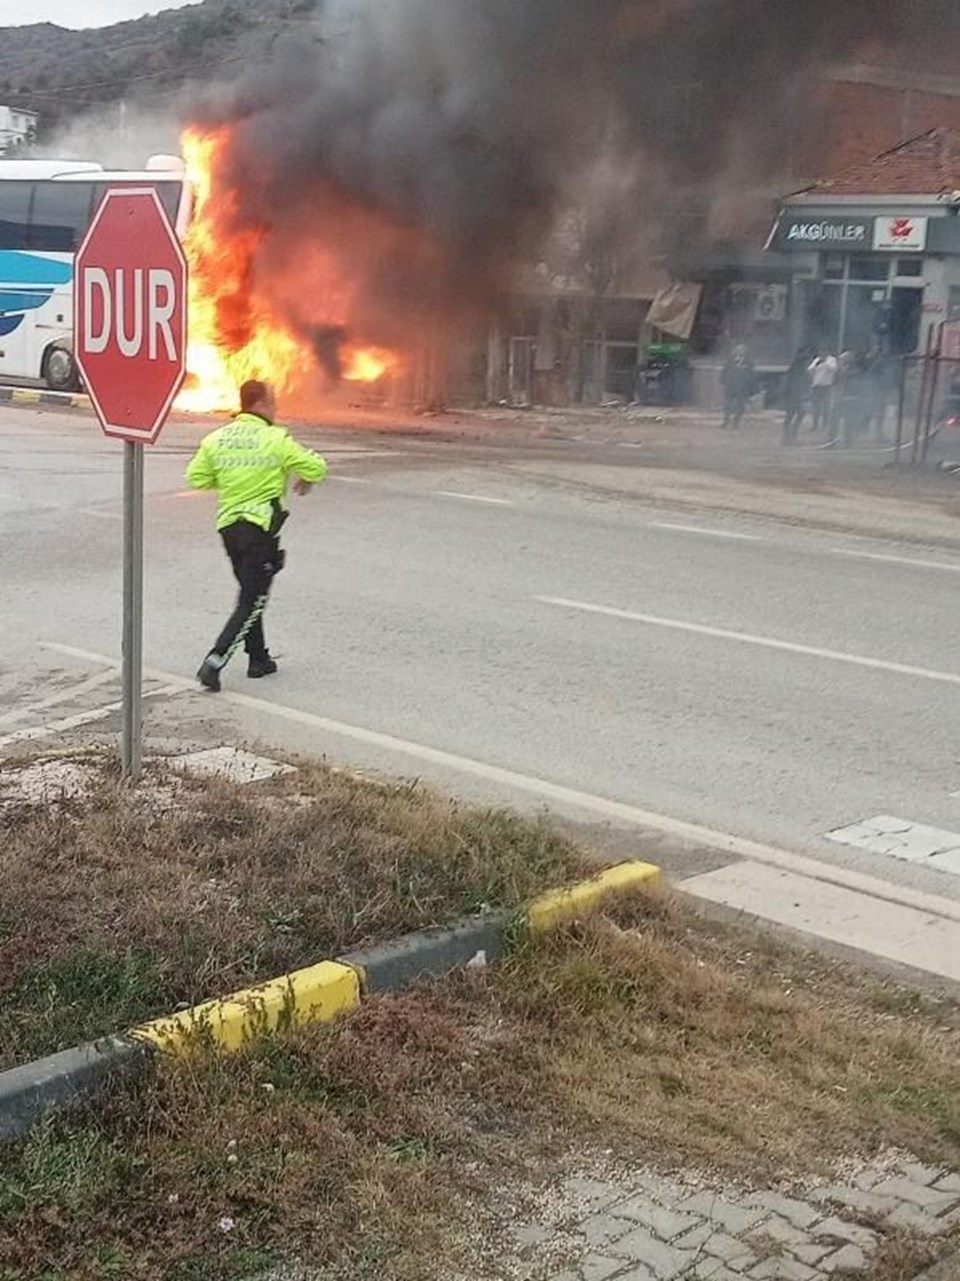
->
xmin=170 ymin=0 xmax=960 ymax=413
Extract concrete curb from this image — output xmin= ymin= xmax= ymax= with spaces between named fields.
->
xmin=0 ymin=386 xmax=90 ymax=410
xmin=0 ymin=860 xmax=658 ymax=1141
xmin=342 ymin=910 xmax=513 ymax=992
xmin=0 ymin=1037 xmax=150 ymax=1142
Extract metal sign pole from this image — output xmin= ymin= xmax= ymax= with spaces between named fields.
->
xmin=121 ymin=441 xmax=144 ymax=779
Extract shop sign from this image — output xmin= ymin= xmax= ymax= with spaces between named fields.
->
xmin=773 ymin=216 xmax=872 ymax=250
xmin=873 ymin=215 xmax=928 ymax=251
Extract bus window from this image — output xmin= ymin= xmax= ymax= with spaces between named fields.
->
xmin=98 ymin=180 xmax=184 ymax=230
xmin=31 ymin=181 xmax=97 ymax=252
xmin=0 ymin=182 xmax=31 ymax=250
xmin=153 ymin=181 xmax=182 ymax=227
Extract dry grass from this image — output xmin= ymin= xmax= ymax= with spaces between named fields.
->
xmin=0 ymin=756 xmax=589 ymax=1067
xmin=0 ymin=891 xmax=958 ymax=1280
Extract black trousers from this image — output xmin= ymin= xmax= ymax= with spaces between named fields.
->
xmin=210 ymin=521 xmax=281 ymax=665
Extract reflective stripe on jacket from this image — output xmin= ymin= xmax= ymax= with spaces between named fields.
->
xmin=185 ymin=413 xmax=328 ymax=531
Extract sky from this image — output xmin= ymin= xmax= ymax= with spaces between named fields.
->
xmin=0 ymin=0 xmax=201 ymax=27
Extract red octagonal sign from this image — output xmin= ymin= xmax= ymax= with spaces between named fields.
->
xmin=75 ymin=187 xmax=188 ymax=445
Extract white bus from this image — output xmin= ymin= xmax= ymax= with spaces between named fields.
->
xmin=0 ymin=155 xmax=191 ymax=391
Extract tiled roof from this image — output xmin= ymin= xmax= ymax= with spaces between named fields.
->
xmin=795 ymin=127 xmax=960 ymax=196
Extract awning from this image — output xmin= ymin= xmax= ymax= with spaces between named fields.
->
xmin=646 ymin=283 xmax=703 ymax=340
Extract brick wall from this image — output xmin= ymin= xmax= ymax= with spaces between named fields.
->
xmin=801 ymin=76 xmax=960 ymax=187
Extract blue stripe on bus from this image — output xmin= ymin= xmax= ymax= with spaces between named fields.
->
xmin=0 ymin=290 xmax=54 ymax=313
xmin=0 ymin=315 xmax=24 ymax=337
xmin=0 ymin=251 xmax=73 ymax=286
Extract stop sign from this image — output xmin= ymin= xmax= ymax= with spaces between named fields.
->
xmin=75 ymin=187 xmax=187 ymax=445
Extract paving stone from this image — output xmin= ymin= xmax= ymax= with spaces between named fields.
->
xmin=898 ymin=1161 xmax=946 ymax=1187
xmin=813 ymin=1217 xmax=878 ymax=1251
xmin=791 ymin=1243 xmax=833 ymax=1267
xmin=704 ymin=1233 xmax=758 ymax=1266
xmin=748 ymin=1260 xmax=817 ymax=1281
xmin=933 ymin=1173 xmax=960 ymax=1195
xmin=629 ymin=1172 xmax=689 ymax=1209
xmin=809 ymin=1184 xmax=900 ymax=1217
xmin=615 ymin=1268 xmax=658 ymax=1281
xmin=613 ymin=1195 xmax=702 ymax=1241
xmin=749 ymin=1216 xmax=812 ymax=1248
xmin=851 ymin=1167 xmax=887 ymax=1192
xmin=675 ymin=1223 xmax=714 ymax=1251
xmin=886 ymin=1203 xmax=948 ymax=1237
xmin=820 ymin=1244 xmax=867 ymax=1274
xmin=605 ymin=1226 xmax=697 ymax=1279
xmin=689 ymin=1260 xmax=726 ymax=1280
xmin=675 ymin=1226 xmax=756 ymax=1271
xmin=551 ymin=1255 xmax=628 ymax=1281
xmin=580 ymin=1214 xmax=636 ymax=1249
xmin=871 ymin=1177 xmax=959 ymax=1211
xmin=678 ymin=1192 xmax=766 ymax=1235
xmin=747 ymin=1193 xmax=822 ymax=1231
xmin=693 ymin=1269 xmax=750 ymax=1281
xmin=170 ymin=747 xmax=294 ymax=783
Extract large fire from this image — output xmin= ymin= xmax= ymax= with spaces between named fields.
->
xmin=176 ymin=127 xmax=399 ymax=413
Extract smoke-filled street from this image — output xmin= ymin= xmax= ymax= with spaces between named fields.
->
xmin=7 ymin=402 xmax=960 ymax=936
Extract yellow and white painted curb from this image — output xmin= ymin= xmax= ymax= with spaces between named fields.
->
xmin=526 ymin=860 xmax=662 ymax=934
xmin=129 ymin=861 xmax=661 ymax=1060
xmin=0 ymin=386 xmax=90 ymax=411
xmin=133 ymin=960 xmax=361 ymax=1055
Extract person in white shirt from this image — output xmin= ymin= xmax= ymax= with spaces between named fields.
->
xmin=808 ymin=349 xmax=839 ymax=434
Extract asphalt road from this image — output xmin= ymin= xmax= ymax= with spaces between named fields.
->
xmin=6 ymin=403 xmax=960 ymax=919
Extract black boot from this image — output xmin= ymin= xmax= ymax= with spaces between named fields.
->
xmin=197 ymin=658 xmax=223 ymax=693
xmin=248 ymin=655 xmax=278 ymax=680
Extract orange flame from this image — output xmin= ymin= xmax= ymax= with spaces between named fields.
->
xmin=176 ymin=126 xmax=398 ymax=413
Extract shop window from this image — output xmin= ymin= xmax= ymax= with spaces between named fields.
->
xmin=845 ymin=287 xmax=888 ymax=351
xmin=822 ymin=256 xmax=845 ymax=281
xmin=849 ymin=256 xmax=890 ymax=283
xmin=895 ymin=258 xmax=924 ymax=278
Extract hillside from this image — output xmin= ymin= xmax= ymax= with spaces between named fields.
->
xmin=0 ymin=0 xmax=319 ymax=136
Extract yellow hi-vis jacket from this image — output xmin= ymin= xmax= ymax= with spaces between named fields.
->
xmin=185 ymin=413 xmax=328 ymax=532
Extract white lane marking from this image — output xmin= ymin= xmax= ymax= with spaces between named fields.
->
xmin=39 ymin=640 xmax=960 ymax=926
xmin=0 ymin=683 xmax=183 ymax=749
xmin=828 ymin=815 xmax=960 ymax=877
xmin=831 ymin=548 xmax=960 ymax=574
xmin=435 ymin=491 xmax=513 ymax=506
xmin=538 ymin=596 xmax=960 ymax=689
xmin=328 ymin=476 xmax=375 ymax=485
xmin=649 ymin=522 xmax=762 ymax=542
xmin=0 ymin=667 xmax=117 ymax=728
xmin=682 ymin=863 xmax=960 ymax=983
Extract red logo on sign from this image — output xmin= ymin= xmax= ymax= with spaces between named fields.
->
xmin=74 ymin=188 xmax=188 ymax=446
xmin=890 ymin=218 xmax=914 ymax=240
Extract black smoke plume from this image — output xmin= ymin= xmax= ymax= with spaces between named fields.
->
xmin=199 ymin=0 xmax=960 ymax=355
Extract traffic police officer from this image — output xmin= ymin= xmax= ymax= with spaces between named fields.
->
xmin=186 ymin=379 xmax=328 ymax=692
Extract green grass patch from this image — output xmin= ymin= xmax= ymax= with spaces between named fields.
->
xmin=1 ymin=894 xmax=958 ymax=1280
xmin=0 ymin=757 xmax=589 ymax=1067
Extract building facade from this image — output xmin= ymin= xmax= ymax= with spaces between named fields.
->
xmin=0 ymin=106 xmax=38 ymax=155
xmin=770 ymin=129 xmax=960 ymax=362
